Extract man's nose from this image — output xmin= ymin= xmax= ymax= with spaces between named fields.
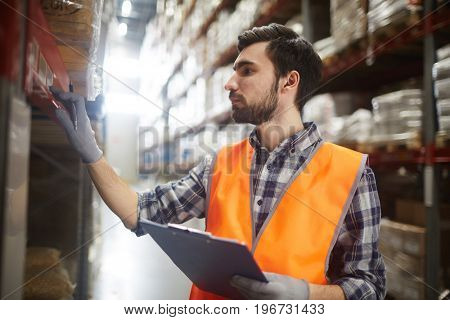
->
xmin=224 ymin=73 xmax=238 ymax=91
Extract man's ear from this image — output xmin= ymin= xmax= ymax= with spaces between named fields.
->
xmin=283 ymin=71 xmax=300 ymax=90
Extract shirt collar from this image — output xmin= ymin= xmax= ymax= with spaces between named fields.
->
xmin=248 ymin=122 xmax=321 ymax=155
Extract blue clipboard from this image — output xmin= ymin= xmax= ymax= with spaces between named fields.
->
xmin=140 ymin=219 xmax=267 ymax=299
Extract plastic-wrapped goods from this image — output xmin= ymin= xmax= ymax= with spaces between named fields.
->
xmin=432 ymin=51 xmax=450 ymax=132
xmin=210 ymin=65 xmax=233 ymax=116
xmin=439 ymin=116 xmax=450 ymax=131
xmin=330 ymin=0 xmax=368 ymax=50
xmin=236 ymin=0 xmax=262 ymax=29
xmin=182 ymin=54 xmax=200 ymax=85
xmin=216 ymin=11 xmax=232 ymax=59
xmin=186 ymin=0 xmax=221 ymax=42
xmin=371 ymin=89 xmax=422 ymax=138
xmin=167 ymin=73 xmax=186 ymax=101
xmin=204 ymin=0 xmax=264 ymax=69
xmin=206 ymin=20 xmax=219 ymax=68
xmin=434 ymin=78 xmax=450 ymax=100
xmin=438 ymin=99 xmax=450 ymax=116
xmin=437 ymin=44 xmax=450 ymax=61
xmin=368 ymin=0 xmax=421 ymax=34
xmin=302 ymin=94 xmax=342 ymax=142
xmin=313 ymin=37 xmax=338 ymax=64
xmin=185 ymin=79 xmax=206 ymax=124
xmin=336 ymin=109 xmax=374 ymax=144
xmin=285 ymin=14 xmax=303 ymax=35
xmin=432 ymin=57 xmax=450 ymax=81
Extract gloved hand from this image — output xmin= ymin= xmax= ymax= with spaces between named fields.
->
xmin=50 ymin=86 xmax=103 ymax=164
xmin=230 ymin=272 xmax=310 ymax=300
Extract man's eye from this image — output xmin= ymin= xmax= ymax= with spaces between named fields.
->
xmin=241 ymin=68 xmax=253 ymax=76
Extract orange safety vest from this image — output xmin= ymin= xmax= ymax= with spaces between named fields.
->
xmin=190 ymin=139 xmax=367 ymax=300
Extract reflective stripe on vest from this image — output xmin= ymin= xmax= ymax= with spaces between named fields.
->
xmin=190 ymin=139 xmax=367 ymax=299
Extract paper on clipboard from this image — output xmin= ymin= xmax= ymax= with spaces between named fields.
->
xmin=140 ymin=219 xmax=267 ymax=299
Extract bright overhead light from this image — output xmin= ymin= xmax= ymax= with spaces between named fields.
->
xmin=122 ymin=0 xmax=132 ymax=17
xmin=118 ymin=22 xmax=128 ymax=37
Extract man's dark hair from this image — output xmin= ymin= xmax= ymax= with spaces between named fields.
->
xmin=237 ymin=23 xmax=323 ymax=110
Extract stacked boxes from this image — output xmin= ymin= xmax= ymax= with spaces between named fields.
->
xmin=41 ymin=0 xmax=103 ymax=99
xmin=302 ymin=93 xmax=374 ymax=144
xmin=433 ymin=44 xmax=450 ymax=133
xmin=313 ymin=37 xmax=338 ymax=67
xmin=330 ymin=0 xmax=368 ymax=51
xmin=209 ymin=65 xmax=233 ymax=116
xmin=205 ymin=0 xmax=264 ymax=70
xmin=368 ymin=0 xmax=421 ymax=34
xmin=371 ymin=89 xmax=422 ymax=141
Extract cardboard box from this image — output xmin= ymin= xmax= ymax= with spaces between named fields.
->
xmin=41 ymin=0 xmax=98 ymax=42
xmin=380 ymin=219 xmax=426 ymax=257
xmin=395 ymin=199 xmax=450 ymax=227
xmin=380 ymin=221 xmax=426 ymax=279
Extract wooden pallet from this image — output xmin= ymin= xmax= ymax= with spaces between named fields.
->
xmin=371 ymin=132 xmax=422 ymax=152
xmin=339 ymin=35 xmax=369 ymax=55
xmin=342 ymin=131 xmax=422 ymax=154
xmin=348 ymin=131 xmax=450 ymax=153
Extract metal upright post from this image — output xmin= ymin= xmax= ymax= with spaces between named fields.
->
xmin=74 ymin=164 xmax=92 ymax=299
xmin=302 ymin=0 xmax=331 ymax=43
xmin=422 ymin=0 xmax=440 ymax=300
xmin=162 ymin=83 xmax=171 ymax=176
xmin=0 ymin=0 xmax=30 ymax=300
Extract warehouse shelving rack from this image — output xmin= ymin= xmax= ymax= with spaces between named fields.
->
xmin=139 ymin=0 xmax=450 ymax=299
xmin=0 ymin=0 xmax=108 ymax=299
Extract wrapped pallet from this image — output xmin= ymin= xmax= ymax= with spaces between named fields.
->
xmin=368 ymin=0 xmax=422 ymax=35
xmin=41 ymin=0 xmax=104 ymax=99
xmin=437 ymin=99 xmax=450 ymax=132
xmin=330 ymin=0 xmax=368 ymax=51
xmin=302 ymin=94 xmax=341 ymax=142
xmin=313 ymin=37 xmax=338 ymax=67
xmin=433 ymin=49 xmax=450 ymax=133
xmin=335 ymin=109 xmax=374 ymax=144
xmin=371 ymin=89 xmax=422 ymax=142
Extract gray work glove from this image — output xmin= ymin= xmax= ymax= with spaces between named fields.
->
xmin=50 ymin=86 xmax=103 ymax=164
xmin=230 ymin=272 xmax=310 ymax=300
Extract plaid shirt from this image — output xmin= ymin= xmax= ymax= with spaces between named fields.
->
xmin=133 ymin=122 xmax=386 ymax=300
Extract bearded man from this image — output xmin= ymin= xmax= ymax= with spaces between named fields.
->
xmin=51 ymin=23 xmax=386 ymax=300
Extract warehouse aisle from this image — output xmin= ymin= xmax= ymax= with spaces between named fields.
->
xmin=91 ymin=179 xmax=202 ymax=300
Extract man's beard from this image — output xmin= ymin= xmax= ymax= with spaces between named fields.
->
xmin=231 ymin=81 xmax=279 ymax=125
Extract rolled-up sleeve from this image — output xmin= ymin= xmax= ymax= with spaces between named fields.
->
xmin=131 ymin=155 xmax=214 ymax=236
xmin=327 ymin=166 xmax=386 ymax=299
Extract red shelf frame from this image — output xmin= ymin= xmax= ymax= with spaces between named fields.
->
xmin=24 ymin=0 xmax=70 ymax=120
